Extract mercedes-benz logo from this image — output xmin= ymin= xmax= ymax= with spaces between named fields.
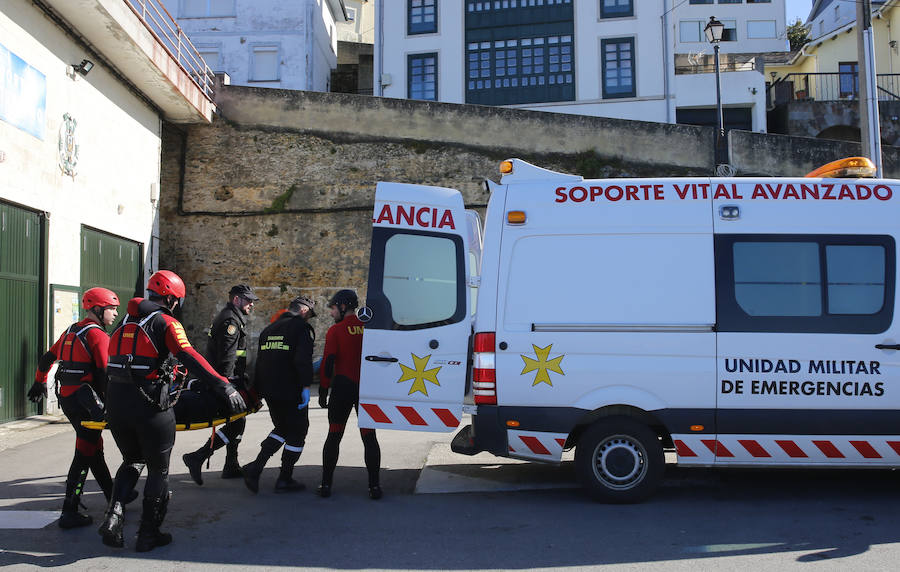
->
xmin=356 ymin=306 xmax=373 ymax=323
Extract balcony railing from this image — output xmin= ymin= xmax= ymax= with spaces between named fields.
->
xmin=767 ymin=72 xmax=900 ymax=108
xmin=123 ymin=0 xmax=214 ymax=99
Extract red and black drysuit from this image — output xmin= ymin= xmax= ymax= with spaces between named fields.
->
xmin=34 ymin=318 xmax=114 ymax=511
xmin=104 ymin=298 xmax=237 ymax=515
xmin=319 ymin=313 xmax=380 ymax=490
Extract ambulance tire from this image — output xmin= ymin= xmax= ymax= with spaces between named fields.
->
xmin=575 ymin=417 xmax=664 ymax=503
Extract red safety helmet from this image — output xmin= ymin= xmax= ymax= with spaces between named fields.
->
xmin=82 ymin=287 xmax=119 ymax=310
xmin=147 ymin=270 xmax=186 ymax=299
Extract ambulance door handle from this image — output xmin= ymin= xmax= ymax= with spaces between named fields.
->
xmin=875 ymin=344 xmax=900 ymax=350
xmin=365 ymin=355 xmax=398 ymax=362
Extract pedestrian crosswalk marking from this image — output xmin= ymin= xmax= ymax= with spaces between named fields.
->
xmin=0 ymin=511 xmax=58 ymax=529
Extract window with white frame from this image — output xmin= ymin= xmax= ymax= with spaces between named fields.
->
xmin=722 ymin=19 xmax=737 ymax=41
xmin=197 ymin=47 xmax=221 ymax=72
xmin=679 ymin=20 xmax=702 ymax=42
xmin=747 ymin=20 xmax=776 ymax=39
xmin=346 ymin=7 xmax=357 ymax=21
xmin=181 ymin=0 xmax=235 ymax=17
xmin=250 ymin=45 xmax=280 ymax=81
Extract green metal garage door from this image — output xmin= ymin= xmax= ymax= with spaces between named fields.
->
xmin=0 ymin=202 xmax=44 ymax=423
xmin=80 ymin=227 xmax=143 ymax=326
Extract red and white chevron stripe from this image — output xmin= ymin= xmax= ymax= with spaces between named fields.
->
xmin=672 ymin=434 xmax=900 ymax=466
xmin=358 ymin=401 xmax=460 ymax=432
xmin=507 ymin=430 xmax=568 ymax=462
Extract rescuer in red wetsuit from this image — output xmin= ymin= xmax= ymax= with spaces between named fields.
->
xmin=29 ymin=287 xmax=123 ymax=529
xmin=98 ymin=270 xmax=245 ymax=552
xmin=315 ymin=289 xmax=381 ymax=500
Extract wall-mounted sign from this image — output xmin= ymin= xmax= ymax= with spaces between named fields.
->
xmin=0 ymin=43 xmax=47 ymax=140
xmin=58 ymin=113 xmax=78 ymax=177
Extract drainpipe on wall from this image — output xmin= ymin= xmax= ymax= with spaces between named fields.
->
xmin=375 ymin=0 xmax=384 ymax=96
xmin=306 ymin=0 xmax=315 ymax=90
xmin=662 ymin=0 xmax=674 ymax=123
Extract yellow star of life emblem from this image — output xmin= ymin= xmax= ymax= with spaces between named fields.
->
xmin=397 ymin=353 xmax=442 ymax=396
xmin=520 ymin=344 xmax=565 ymax=386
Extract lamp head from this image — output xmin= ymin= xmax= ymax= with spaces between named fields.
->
xmin=704 ymin=16 xmax=724 ymax=44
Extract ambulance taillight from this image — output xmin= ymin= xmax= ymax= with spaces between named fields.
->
xmin=472 ymin=332 xmax=497 ymax=405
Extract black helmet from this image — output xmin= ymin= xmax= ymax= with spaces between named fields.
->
xmin=328 ymin=289 xmax=358 ymax=310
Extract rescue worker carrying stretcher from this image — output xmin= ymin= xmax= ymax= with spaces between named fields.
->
xmin=98 ymin=270 xmax=246 ymax=552
xmin=183 ymin=284 xmax=261 ymax=485
xmin=28 ymin=287 xmax=132 ymax=528
xmin=316 ymin=289 xmax=382 ymax=500
xmin=242 ymin=295 xmax=316 ymax=494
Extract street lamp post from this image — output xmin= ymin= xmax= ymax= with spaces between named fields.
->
xmin=705 ymin=16 xmax=725 ymax=170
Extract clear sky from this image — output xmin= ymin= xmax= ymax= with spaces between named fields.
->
xmin=786 ymin=0 xmax=813 ymax=24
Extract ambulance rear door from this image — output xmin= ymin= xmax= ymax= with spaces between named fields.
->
xmin=358 ymin=182 xmax=471 ymax=432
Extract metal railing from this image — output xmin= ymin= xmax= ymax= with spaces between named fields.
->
xmin=123 ymin=0 xmax=215 ymax=99
xmin=767 ymin=72 xmax=900 ymax=108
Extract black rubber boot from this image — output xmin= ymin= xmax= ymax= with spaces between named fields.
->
xmin=135 ymin=494 xmax=172 ymax=553
xmin=98 ymin=500 xmax=125 ymax=547
xmin=59 ymin=496 xmax=93 ymax=529
xmin=241 ymin=460 xmax=262 ymax=494
xmin=315 ymin=483 xmax=332 ymax=498
xmin=221 ymin=442 xmax=242 ymax=479
xmin=274 ymin=448 xmax=303 ymax=493
xmin=99 ymin=462 xmax=143 ymax=548
xmin=368 ymin=485 xmax=383 ymax=500
xmin=182 ymin=449 xmax=208 ymax=486
xmin=60 ymin=454 xmax=92 ymax=529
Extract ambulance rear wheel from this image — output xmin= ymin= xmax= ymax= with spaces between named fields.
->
xmin=575 ymin=418 xmax=663 ymax=503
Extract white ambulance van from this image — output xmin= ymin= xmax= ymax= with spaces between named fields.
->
xmin=356 ymin=157 xmax=900 ymax=503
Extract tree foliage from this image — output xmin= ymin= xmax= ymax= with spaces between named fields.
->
xmin=787 ymin=18 xmax=810 ymax=51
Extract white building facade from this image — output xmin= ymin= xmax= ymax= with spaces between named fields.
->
xmin=374 ymin=0 xmax=788 ymax=132
xmin=0 ymin=0 xmax=212 ymax=422
xmin=164 ymin=0 xmax=347 ymax=91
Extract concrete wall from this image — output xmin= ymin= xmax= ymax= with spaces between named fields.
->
xmin=160 ymin=85 xmax=900 ymax=354
xmin=160 ymin=85 xmax=713 ymax=350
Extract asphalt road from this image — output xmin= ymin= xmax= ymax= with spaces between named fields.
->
xmin=3 ymin=404 xmax=900 ymax=571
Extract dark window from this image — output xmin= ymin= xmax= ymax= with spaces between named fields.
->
xmin=601 ymin=37 xmax=635 ymax=98
xmin=689 ymin=0 xmax=713 ymax=4
xmin=747 ymin=0 xmax=771 ymax=3
xmin=408 ymin=53 xmax=437 ymax=100
xmin=365 ymin=228 xmax=466 ymax=331
xmin=719 ymin=0 xmax=741 ymax=3
xmin=409 ymin=0 xmax=437 ymax=35
xmin=716 ymin=235 xmax=895 ymax=333
xmin=600 ymin=0 xmax=632 ymax=18
xmin=839 ymin=61 xmax=859 ymax=98
xmin=465 ymin=0 xmax=574 ymax=105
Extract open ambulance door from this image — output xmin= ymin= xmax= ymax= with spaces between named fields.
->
xmin=358 ymin=182 xmax=471 ymax=432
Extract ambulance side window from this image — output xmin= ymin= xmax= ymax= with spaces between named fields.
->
xmin=366 ymin=228 xmax=466 ymax=330
xmin=716 ymin=235 xmax=895 ymax=334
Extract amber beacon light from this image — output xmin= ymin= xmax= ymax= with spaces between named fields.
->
xmin=499 ymin=160 xmax=514 ymax=174
xmin=804 ymin=157 xmax=876 ymax=179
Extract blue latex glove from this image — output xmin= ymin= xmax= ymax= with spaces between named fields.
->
xmin=298 ymin=387 xmax=310 ymax=410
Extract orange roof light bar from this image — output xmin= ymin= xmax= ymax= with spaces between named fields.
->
xmin=499 ymin=160 xmax=514 ymax=175
xmin=804 ymin=157 xmax=876 ymax=179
